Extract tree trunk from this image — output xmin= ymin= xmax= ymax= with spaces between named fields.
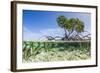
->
xmin=64 ymin=28 xmax=68 ymax=40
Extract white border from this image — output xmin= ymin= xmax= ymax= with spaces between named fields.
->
xmin=17 ymin=3 xmax=96 ymax=69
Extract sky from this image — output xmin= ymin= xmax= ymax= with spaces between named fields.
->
xmin=23 ymin=10 xmax=91 ymax=41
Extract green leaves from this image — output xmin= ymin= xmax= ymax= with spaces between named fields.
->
xmin=57 ymin=15 xmax=67 ymax=28
xmin=57 ymin=15 xmax=85 ymax=39
xmin=75 ymin=19 xmax=84 ymax=33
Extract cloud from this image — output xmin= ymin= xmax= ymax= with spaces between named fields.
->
xmin=40 ymin=28 xmax=64 ymax=37
xmin=23 ymin=27 xmax=64 ymax=41
xmin=23 ymin=27 xmax=41 ymax=41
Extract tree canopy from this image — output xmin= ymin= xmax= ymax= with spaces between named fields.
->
xmin=57 ymin=15 xmax=85 ymax=40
